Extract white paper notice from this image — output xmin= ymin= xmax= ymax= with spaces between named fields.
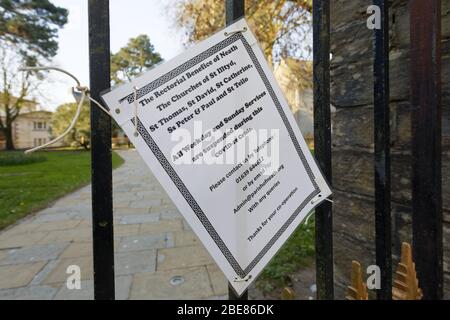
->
xmin=101 ymin=18 xmax=331 ymax=296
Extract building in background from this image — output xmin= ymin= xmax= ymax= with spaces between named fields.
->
xmin=274 ymin=58 xmax=335 ymax=148
xmin=0 ymin=99 xmax=63 ymax=150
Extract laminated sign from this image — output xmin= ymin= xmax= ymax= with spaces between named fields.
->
xmin=101 ymin=18 xmax=331 ymax=296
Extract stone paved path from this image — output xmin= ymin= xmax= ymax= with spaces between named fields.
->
xmin=0 ymin=150 xmax=227 ymax=300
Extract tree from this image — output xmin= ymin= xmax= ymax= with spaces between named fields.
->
xmin=0 ymin=0 xmax=68 ymax=150
xmin=51 ymin=102 xmax=91 ymax=150
xmin=110 ymin=35 xmax=163 ymax=140
xmin=111 ymin=34 xmax=163 ymax=85
xmin=0 ymin=0 xmax=68 ymax=59
xmin=172 ymin=0 xmax=312 ymax=65
xmin=0 ymin=46 xmax=40 ymax=150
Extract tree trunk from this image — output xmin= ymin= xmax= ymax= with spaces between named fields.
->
xmin=5 ymin=125 xmax=15 ymax=150
xmin=81 ymin=141 xmax=90 ymax=151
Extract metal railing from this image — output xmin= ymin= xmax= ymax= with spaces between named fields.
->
xmin=87 ymin=0 xmax=443 ymax=300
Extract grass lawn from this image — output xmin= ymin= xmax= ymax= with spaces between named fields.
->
xmin=0 ymin=150 xmax=124 ymax=230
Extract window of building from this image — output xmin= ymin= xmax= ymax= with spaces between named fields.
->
xmin=33 ymin=122 xmax=47 ymax=131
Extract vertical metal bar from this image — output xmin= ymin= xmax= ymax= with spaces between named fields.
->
xmin=410 ymin=0 xmax=443 ymax=300
xmin=226 ymin=0 xmax=245 ymax=25
xmin=373 ymin=0 xmax=392 ymax=300
xmin=313 ymin=0 xmax=333 ymax=300
xmin=228 ymin=283 xmax=247 ymax=301
xmin=88 ymin=0 xmax=115 ymax=300
xmin=226 ymin=0 xmax=247 ymax=301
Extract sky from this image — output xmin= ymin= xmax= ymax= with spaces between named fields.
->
xmin=40 ymin=0 xmax=185 ymax=111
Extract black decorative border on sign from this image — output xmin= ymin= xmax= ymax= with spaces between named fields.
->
xmin=120 ymin=34 xmax=243 ymax=104
xmin=127 ymin=32 xmax=320 ymax=278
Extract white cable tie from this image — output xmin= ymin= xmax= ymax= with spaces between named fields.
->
xmin=19 ymin=66 xmax=111 ymax=154
xmin=88 ymin=95 xmax=111 ymax=116
xmin=19 ymin=66 xmax=81 ymax=87
xmin=72 ymin=86 xmax=110 ymax=116
xmin=305 ymin=208 xmax=317 ymax=225
xmin=233 ymin=275 xmax=252 ymax=283
xmin=305 ymin=196 xmax=333 ymax=225
xmin=224 ymin=26 xmax=247 ymax=37
xmin=310 ymin=195 xmax=334 ymax=205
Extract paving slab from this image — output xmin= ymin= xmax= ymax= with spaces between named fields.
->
xmin=115 ymin=275 xmax=133 ymax=300
xmin=114 ymin=201 xmax=132 ymax=209
xmin=37 ymin=228 xmax=92 ymax=244
xmin=0 ymin=250 xmax=8 ymax=261
xmin=113 ymin=184 xmax=134 ymax=192
xmin=53 ymin=280 xmax=93 ymax=300
xmin=76 ymin=219 xmax=93 ymax=228
xmin=0 ymin=243 xmax=69 ymax=265
xmin=0 ymin=150 xmax=225 ymax=300
xmin=150 ymin=205 xmax=178 ymax=214
xmin=33 ymin=220 xmax=82 ymax=232
xmin=206 ymin=264 xmax=228 ymax=296
xmin=118 ymin=234 xmax=174 ymax=252
xmin=59 ymin=243 xmax=92 ymax=259
xmin=30 ymin=260 xmax=60 ymax=286
xmin=113 ymin=224 xmax=140 ymax=237
xmin=130 ymin=267 xmax=214 ymax=300
xmin=139 ymin=220 xmax=183 ymax=234
xmin=160 ymin=210 xmax=182 ymax=220
xmin=0 ymin=223 xmax=40 ymax=235
xmin=67 ymin=211 xmax=91 ymax=220
xmin=115 ymin=208 xmax=151 ymax=216
xmin=129 ymin=199 xmax=162 ymax=209
xmin=42 ymin=257 xmax=93 ymax=285
xmin=135 ymin=190 xmax=165 ymax=198
xmin=0 ymin=232 xmax=48 ymax=249
xmin=174 ymin=231 xmax=201 ymax=247
xmin=32 ymin=213 xmax=76 ymax=223
xmin=0 ymin=285 xmax=57 ymax=300
xmin=119 ymin=214 xmax=159 ymax=225
xmin=52 ymin=277 xmax=132 ymax=300
xmin=0 ymin=262 xmax=46 ymax=289
xmin=115 ymin=250 xmax=156 ymax=275
xmin=182 ymin=220 xmax=193 ymax=231
xmin=157 ymin=246 xmax=213 ymax=271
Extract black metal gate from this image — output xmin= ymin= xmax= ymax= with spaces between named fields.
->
xmin=88 ymin=0 xmax=443 ymax=300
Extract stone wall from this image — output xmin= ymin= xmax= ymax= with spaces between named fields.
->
xmin=330 ymin=0 xmax=450 ymax=298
